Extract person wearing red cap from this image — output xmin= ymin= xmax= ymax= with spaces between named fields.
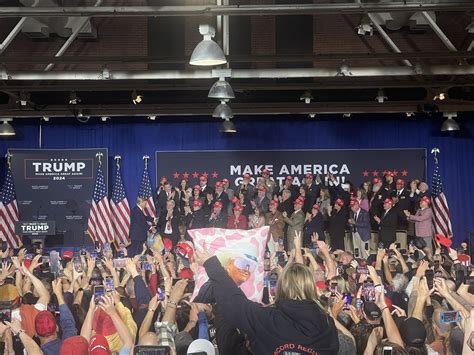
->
xmin=157 ymin=199 xmax=180 ymax=248
xmin=369 ymin=177 xmax=390 ymax=230
xmin=236 ymin=173 xmax=255 ymax=200
xmin=184 ymin=198 xmax=207 ymax=229
xmin=303 ymin=204 xmax=324 ymax=247
xmin=328 ymin=198 xmax=346 ymax=251
xmin=374 ymin=198 xmax=398 ymax=246
xmin=304 ymin=173 xmax=320 ymax=198
xmin=265 ymin=200 xmax=285 ymax=253
xmin=157 ymin=181 xmax=179 ymax=216
xmin=258 ymin=168 xmax=276 ymax=199
xmin=188 ymin=185 xmax=204 ymax=211
xmin=177 ymin=178 xmax=192 ymax=216
xmin=393 ymin=178 xmax=411 ymax=230
xmin=348 ymin=199 xmax=371 ymax=258
xmin=199 ymin=175 xmax=214 ymax=198
xmin=208 ymin=201 xmax=227 ymax=228
xmin=383 ymin=171 xmax=396 ymax=195
xmin=251 ymin=185 xmax=270 ymax=214
xmin=404 ymin=195 xmax=434 ymax=253
xmin=282 ymin=197 xmax=305 ymax=250
xmin=278 ymin=189 xmax=294 ymax=219
xmin=227 ymin=205 xmax=248 ymax=229
xmin=214 ymin=181 xmax=230 ymax=213
xmin=277 ymin=175 xmax=298 ymax=201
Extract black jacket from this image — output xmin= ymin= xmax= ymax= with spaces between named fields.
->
xmin=303 ymin=212 xmax=324 ymax=245
xmin=129 ymin=206 xmax=154 ymax=241
xmin=378 ymin=207 xmax=398 ymax=245
xmin=204 ymin=256 xmax=339 ymax=355
xmin=328 ymin=209 xmax=347 ymax=251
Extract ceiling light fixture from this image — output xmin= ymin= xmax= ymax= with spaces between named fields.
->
xmin=0 ymin=118 xmax=16 ymax=136
xmin=132 ymin=90 xmax=143 ymax=105
xmin=356 ymin=16 xmax=373 ymax=36
xmin=308 ymin=113 xmax=316 ymax=118
xmin=212 ymin=100 xmax=233 ymax=119
xmin=190 ymin=25 xmax=227 ymax=66
xmin=338 ymin=64 xmax=352 ymax=77
xmin=17 ymin=92 xmax=29 ymax=106
xmin=375 ymin=89 xmax=388 ymax=104
xmin=405 ymin=112 xmax=414 ymax=118
xmin=300 ymin=91 xmax=314 ymax=104
xmin=343 ymin=113 xmax=351 ymax=118
xmin=148 ymin=115 xmax=156 ymax=121
xmin=101 ymin=66 xmax=111 ymax=80
xmin=219 ymin=118 xmax=237 ymax=133
xmin=441 ymin=112 xmax=460 ymax=132
xmin=69 ymin=92 xmax=81 ymax=105
xmin=433 ymin=89 xmax=446 ymax=101
xmin=42 ymin=116 xmax=50 ymax=122
xmin=208 ymin=77 xmax=235 ymax=99
xmin=101 ymin=116 xmax=110 ymax=122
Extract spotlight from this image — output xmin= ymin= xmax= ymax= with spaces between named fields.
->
xmin=147 ymin=115 xmax=156 ymax=121
xmin=338 ymin=64 xmax=352 ymax=77
xmin=219 ymin=118 xmax=236 ymax=133
xmin=0 ymin=118 xmax=16 ymax=136
xmin=300 ymin=91 xmax=314 ymax=104
xmin=343 ymin=113 xmax=351 ymax=118
xmin=356 ymin=16 xmax=373 ymax=36
xmin=441 ymin=112 xmax=460 ymax=132
xmin=77 ymin=109 xmax=83 ymax=117
xmin=433 ymin=89 xmax=446 ymax=101
xmin=212 ymin=100 xmax=233 ymax=119
xmin=101 ymin=66 xmax=111 ymax=80
xmin=308 ymin=113 xmax=316 ymax=118
xmin=101 ymin=116 xmax=110 ymax=122
xmin=42 ymin=116 xmax=50 ymax=122
xmin=69 ymin=92 xmax=81 ymax=105
xmin=375 ymin=89 xmax=388 ymax=104
xmin=132 ymin=90 xmax=143 ymax=105
xmin=208 ymin=77 xmax=235 ymax=99
xmin=190 ymin=25 xmax=227 ymax=66
xmin=405 ymin=112 xmax=414 ymax=118
xmin=0 ymin=67 xmax=8 ymax=80
xmin=17 ymin=92 xmax=29 ymax=106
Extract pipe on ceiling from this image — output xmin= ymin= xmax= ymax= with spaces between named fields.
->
xmin=0 ymin=2 xmax=473 ymax=18
xmin=2 ymin=65 xmax=474 ymax=81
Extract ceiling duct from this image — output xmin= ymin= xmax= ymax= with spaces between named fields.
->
xmin=20 ymin=0 xmax=97 ymax=39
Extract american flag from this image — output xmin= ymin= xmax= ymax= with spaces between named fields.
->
xmin=0 ymin=165 xmax=22 ymax=249
xmin=87 ymin=161 xmax=113 ymax=246
xmin=139 ymin=162 xmax=156 ymax=218
xmin=110 ymin=162 xmax=131 ymax=246
xmin=431 ymin=156 xmax=453 ymax=238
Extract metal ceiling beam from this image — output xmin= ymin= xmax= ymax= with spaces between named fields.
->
xmin=2 ymin=65 xmax=474 ymax=80
xmin=0 ymin=3 xmax=473 ymax=18
xmin=2 ymin=100 xmax=474 ymax=117
xmin=421 ymin=11 xmax=458 ymax=52
xmin=2 ymin=51 xmax=474 ymax=64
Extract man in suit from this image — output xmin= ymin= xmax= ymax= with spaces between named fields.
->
xmin=303 ymin=204 xmax=324 ymax=247
xmin=222 ymin=178 xmax=235 ymax=216
xmin=199 ymin=175 xmax=214 ymax=198
xmin=208 ymin=201 xmax=227 ymax=228
xmin=259 ymin=168 xmax=276 ymax=200
xmin=251 ymin=186 xmax=270 ymax=214
xmin=405 ymin=196 xmax=434 ymax=254
xmin=303 ymin=173 xmax=320 ymax=200
xmin=328 ymin=198 xmax=347 ymax=251
xmin=383 ymin=171 xmax=396 ymax=196
xmin=348 ymin=199 xmax=371 ymax=259
xmin=129 ymin=197 xmax=155 ymax=256
xmin=282 ymin=197 xmax=305 ymax=251
xmin=369 ymin=178 xmax=390 ymax=229
xmin=214 ymin=181 xmax=229 ymax=213
xmin=235 ymin=173 xmax=255 ymax=199
xmin=157 ymin=199 xmax=180 ymax=248
xmin=393 ymin=179 xmax=411 ymax=230
xmin=277 ymin=176 xmax=298 ymax=201
xmin=374 ymin=198 xmax=398 ymax=247
xmin=185 ymin=199 xmax=207 ymax=229
xmin=157 ymin=182 xmax=179 ymax=215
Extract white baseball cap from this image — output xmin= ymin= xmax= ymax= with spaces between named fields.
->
xmin=187 ymin=339 xmax=216 ymax=355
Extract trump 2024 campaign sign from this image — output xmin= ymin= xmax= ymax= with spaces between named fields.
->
xmin=155 ymin=149 xmax=426 ymax=188
xmin=9 ymin=149 xmax=107 ymax=246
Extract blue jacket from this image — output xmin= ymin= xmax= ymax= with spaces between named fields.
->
xmin=129 ymin=206 xmax=154 ymax=241
xmin=351 ymin=209 xmax=371 ymax=242
xmin=41 ymin=304 xmax=76 ymax=355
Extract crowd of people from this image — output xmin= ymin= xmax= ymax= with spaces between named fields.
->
xmin=0 ymin=170 xmax=472 ymax=354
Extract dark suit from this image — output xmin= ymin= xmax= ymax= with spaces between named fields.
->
xmin=214 ymin=191 xmax=230 ymax=213
xmin=350 ymin=209 xmax=371 ymax=242
xmin=186 ymin=208 xmax=208 ymax=229
xmin=199 ymin=185 xmax=215 ymax=199
xmin=208 ymin=212 xmax=227 ymax=229
xmin=378 ymin=208 xmax=398 ymax=246
xmin=129 ymin=206 xmax=154 ymax=256
xmin=393 ymin=188 xmax=411 ymax=229
xmin=329 ymin=209 xmax=347 ymax=251
xmin=253 ymin=196 xmax=270 ymax=214
xmin=157 ymin=190 xmax=179 ymax=215
xmin=157 ymin=211 xmax=180 ymax=247
xmin=303 ymin=212 xmax=324 ymax=247
xmin=369 ymin=189 xmax=390 ymax=229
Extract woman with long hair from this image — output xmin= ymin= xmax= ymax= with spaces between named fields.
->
xmin=194 ymin=236 xmax=339 ymax=355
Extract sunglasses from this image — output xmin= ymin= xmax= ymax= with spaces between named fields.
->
xmin=233 ymin=258 xmax=257 ymax=272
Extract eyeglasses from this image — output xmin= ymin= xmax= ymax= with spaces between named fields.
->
xmin=233 ymin=258 xmax=257 ymax=272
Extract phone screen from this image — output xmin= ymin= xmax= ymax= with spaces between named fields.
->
xmin=133 ymin=345 xmax=171 ymax=355
xmin=363 ymin=282 xmax=375 ymax=302
xmin=113 ymin=258 xmax=126 ymax=269
xmin=382 ymin=347 xmax=393 ymax=355
xmin=343 ymin=293 xmax=352 ymax=310
xmin=357 ymin=266 xmax=368 ymax=274
xmin=354 ymin=248 xmax=360 ymax=258
xmin=73 ymin=256 xmax=83 ymax=273
xmin=105 ymin=276 xmax=114 ymax=292
xmin=330 ymin=282 xmax=337 ymax=297
xmin=157 ymin=287 xmax=165 ymax=301
xmin=425 ymin=270 xmax=434 ymax=289
xmin=440 ymin=311 xmax=460 ymax=324
xmin=0 ymin=308 xmax=11 ymax=322
xmin=94 ymin=286 xmax=106 ymax=304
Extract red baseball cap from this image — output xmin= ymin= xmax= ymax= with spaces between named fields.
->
xmin=163 ymin=238 xmax=173 ymax=252
xmin=305 ymin=173 xmax=313 ymax=179
xmin=160 ymin=176 xmax=168 ymax=182
xmin=262 ymin=168 xmax=270 ymax=176
xmin=349 ymin=199 xmax=359 ymax=208
xmin=35 ymin=311 xmax=57 ymax=337
xmin=384 ymin=198 xmax=393 ymax=206
xmin=233 ymin=205 xmax=243 ymax=212
xmin=176 ymin=242 xmax=193 ymax=260
xmin=179 ymin=268 xmax=194 ymax=280
xmin=193 ymin=199 xmax=203 ymax=208
xmin=335 ymin=198 xmax=344 ymax=206
xmin=294 ymin=197 xmax=304 ymax=205
xmin=258 ymin=186 xmax=266 ymax=192
xmin=373 ymin=178 xmax=381 ymax=185
xmin=60 ymin=335 xmax=89 ymax=355
xmin=269 ymin=200 xmax=279 ymax=207
xmin=199 ymin=176 xmax=207 ymax=182
xmin=312 ymin=204 xmax=320 ymax=210
xmin=193 ymin=185 xmax=202 ymax=191
xmin=421 ymin=196 xmax=431 ymax=205
xmin=222 ymin=178 xmax=229 ymax=184
xmin=396 ymin=179 xmax=405 ymax=186
xmin=89 ymin=334 xmax=111 ymax=355
xmin=62 ymin=250 xmax=74 ymax=260
xmin=214 ymin=201 xmax=223 ymax=209
xmin=243 ymin=173 xmax=251 ymax=180
xmin=286 ymin=176 xmax=293 ymax=181
xmin=215 ymin=181 xmax=223 ymax=188
xmin=384 ymin=171 xmax=395 ymax=177
xmin=231 ymin=196 xmax=239 ymax=204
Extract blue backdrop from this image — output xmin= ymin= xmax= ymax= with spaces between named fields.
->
xmin=0 ymin=115 xmax=473 ymax=245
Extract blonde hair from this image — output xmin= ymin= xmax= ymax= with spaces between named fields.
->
xmin=276 ymin=263 xmax=318 ymax=302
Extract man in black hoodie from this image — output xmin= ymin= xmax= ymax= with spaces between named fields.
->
xmin=195 ymin=246 xmax=339 ymax=355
